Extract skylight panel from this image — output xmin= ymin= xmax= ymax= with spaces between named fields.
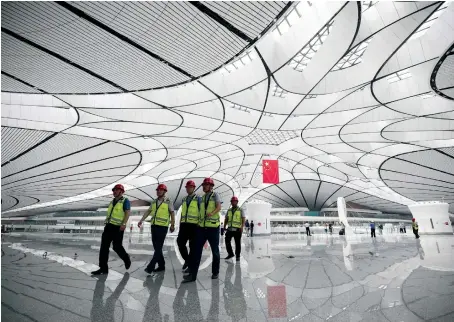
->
xmin=220 ymin=51 xmax=256 ymax=75
xmin=289 ymin=21 xmax=334 ymax=72
xmin=333 ymin=38 xmax=372 ymax=71
xmin=386 ymin=69 xmax=412 ymax=84
xmin=409 ymin=3 xmax=449 ymax=41
xmin=362 ymin=1 xmax=378 ymax=13
xmin=272 ymin=83 xmax=288 ymax=98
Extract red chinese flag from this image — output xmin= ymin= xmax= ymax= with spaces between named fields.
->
xmin=262 ymin=159 xmax=279 ymax=184
xmin=267 ymin=285 xmax=287 ymax=318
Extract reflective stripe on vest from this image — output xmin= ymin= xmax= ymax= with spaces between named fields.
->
xmin=227 ymin=208 xmax=242 ymax=228
xmin=147 ymin=199 xmax=170 ymax=227
xmin=181 ymin=195 xmax=199 ymax=224
xmin=199 ymin=192 xmax=219 ymax=228
xmin=106 ymin=198 xmax=126 ymax=226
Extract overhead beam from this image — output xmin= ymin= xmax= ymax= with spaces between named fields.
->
xmin=2 ymin=27 xmax=127 ymax=91
xmin=189 ymin=1 xmax=253 ymax=42
xmin=56 ymin=1 xmax=195 ymax=80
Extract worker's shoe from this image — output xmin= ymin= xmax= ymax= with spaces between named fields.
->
xmin=183 ymin=267 xmax=190 ymax=274
xmin=236 ymin=257 xmax=240 ymax=262
xmin=182 ymin=275 xmax=196 ymax=283
xmin=224 ymin=255 xmax=234 ymax=260
xmin=125 ymin=256 xmax=131 ymax=270
xmin=91 ymin=269 xmax=108 ymax=276
xmin=154 ymin=266 xmax=165 ymax=273
xmin=144 ymin=267 xmax=154 ymax=275
xmin=182 ymin=263 xmax=188 ymax=271
xmin=211 ymin=274 xmax=219 ymax=280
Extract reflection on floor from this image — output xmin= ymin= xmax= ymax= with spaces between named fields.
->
xmin=1 ymin=233 xmax=453 ymax=321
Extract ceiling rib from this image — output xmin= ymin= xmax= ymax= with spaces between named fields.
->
xmin=1 ymin=27 xmax=127 ymax=92
xmin=189 ymin=1 xmax=253 ymax=42
xmin=56 ymin=1 xmax=196 ymax=80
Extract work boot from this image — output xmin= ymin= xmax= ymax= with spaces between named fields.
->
xmin=182 ymin=275 xmax=196 ymax=283
xmin=224 ymin=254 xmax=234 ymax=260
xmin=91 ymin=269 xmax=108 ymax=276
xmin=211 ymin=274 xmax=219 ymax=279
xmin=144 ymin=267 xmax=154 ymax=275
xmin=236 ymin=257 xmax=240 ymax=262
xmin=125 ymin=256 xmax=131 ymax=270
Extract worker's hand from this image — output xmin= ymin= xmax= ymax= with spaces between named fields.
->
xmin=138 ymin=221 xmax=143 ymax=228
xmin=207 ymin=212 xmax=212 ymax=217
xmin=170 ymin=224 xmax=175 ymax=233
xmin=120 ymin=224 xmax=126 ymax=231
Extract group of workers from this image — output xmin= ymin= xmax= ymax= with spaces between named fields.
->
xmin=91 ymin=178 xmax=246 ymax=283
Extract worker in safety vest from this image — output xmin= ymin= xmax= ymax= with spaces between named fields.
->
xmin=138 ymin=184 xmax=175 ymax=274
xmin=223 ymin=196 xmax=245 ymax=261
xmin=412 ymin=218 xmax=420 ymax=239
xmin=91 ymin=184 xmax=131 ymax=275
xmin=183 ymin=177 xmax=222 ymax=282
xmin=177 ymin=180 xmax=202 ymax=273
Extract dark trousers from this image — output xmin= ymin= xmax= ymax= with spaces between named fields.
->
xmin=177 ymin=223 xmax=198 ymax=266
xmin=225 ymin=230 xmax=242 ymax=257
xmin=371 ymin=229 xmax=376 ymax=238
xmin=189 ymin=227 xmax=220 ymax=279
xmin=147 ymin=225 xmax=168 ymax=270
xmin=413 ymin=229 xmax=419 ymax=239
xmin=99 ymin=224 xmax=130 ymax=271
xmin=250 ymin=227 xmax=254 ymax=237
xmin=306 ymin=227 xmax=311 ymax=236
xmin=403 ymin=227 xmax=406 ymax=233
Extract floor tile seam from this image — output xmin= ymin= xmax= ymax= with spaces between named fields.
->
xmin=5 ymin=274 xmax=98 ymax=292
xmin=0 ymin=301 xmax=39 ymax=322
xmin=2 ymin=284 xmax=91 ymax=320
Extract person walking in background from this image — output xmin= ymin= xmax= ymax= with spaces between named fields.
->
xmin=223 ymin=196 xmax=245 ymax=261
xmin=245 ymin=219 xmax=250 ymax=237
xmin=305 ymin=222 xmax=311 ymax=236
xmin=91 ymin=184 xmax=131 ymax=275
xmin=250 ymin=220 xmax=255 ymax=237
xmin=370 ymin=221 xmax=376 ymax=238
xmin=138 ymin=184 xmax=175 ymax=274
xmin=412 ymin=218 xmax=420 ymax=239
xmin=324 ymin=223 xmax=328 ymax=234
xmin=378 ymin=223 xmax=383 ymax=235
xmin=403 ymin=223 xmax=406 ymax=233
xmin=328 ymin=223 xmax=333 ymax=234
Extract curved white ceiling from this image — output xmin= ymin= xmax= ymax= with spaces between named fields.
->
xmin=2 ymin=1 xmax=454 ymax=216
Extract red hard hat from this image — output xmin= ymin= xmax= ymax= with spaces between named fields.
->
xmin=231 ymin=196 xmax=238 ymax=202
xmin=185 ymin=180 xmax=196 ymax=188
xmin=156 ymin=184 xmax=167 ymax=192
xmin=412 ymin=218 xmax=415 ymax=222
xmin=202 ymin=177 xmax=214 ymax=186
xmin=112 ymin=184 xmax=124 ymax=192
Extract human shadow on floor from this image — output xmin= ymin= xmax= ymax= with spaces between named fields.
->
xmin=90 ymin=273 xmax=130 ymax=322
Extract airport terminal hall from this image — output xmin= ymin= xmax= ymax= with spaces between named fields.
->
xmin=2 ymin=1 xmax=454 ymax=321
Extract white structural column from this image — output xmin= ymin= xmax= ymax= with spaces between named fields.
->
xmin=337 ymin=197 xmax=354 ymax=236
xmin=408 ymin=202 xmax=453 ymax=235
xmin=245 ymin=201 xmax=272 ymax=235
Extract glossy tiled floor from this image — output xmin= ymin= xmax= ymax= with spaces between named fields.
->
xmin=2 ymin=232 xmax=454 ymax=321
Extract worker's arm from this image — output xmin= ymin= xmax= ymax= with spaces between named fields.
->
xmin=223 ymin=215 xmax=228 ymax=230
xmin=120 ymin=209 xmax=130 ymax=231
xmin=208 ymin=202 xmax=222 ymax=217
xmin=240 ymin=216 xmax=245 ymax=233
xmin=170 ymin=211 xmax=175 ymax=232
xmin=138 ymin=209 xmax=150 ymax=227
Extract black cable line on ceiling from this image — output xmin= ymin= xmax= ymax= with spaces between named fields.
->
xmin=190 ymin=1 xmax=253 ymax=42
xmin=55 ymin=1 xmax=196 ymax=80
